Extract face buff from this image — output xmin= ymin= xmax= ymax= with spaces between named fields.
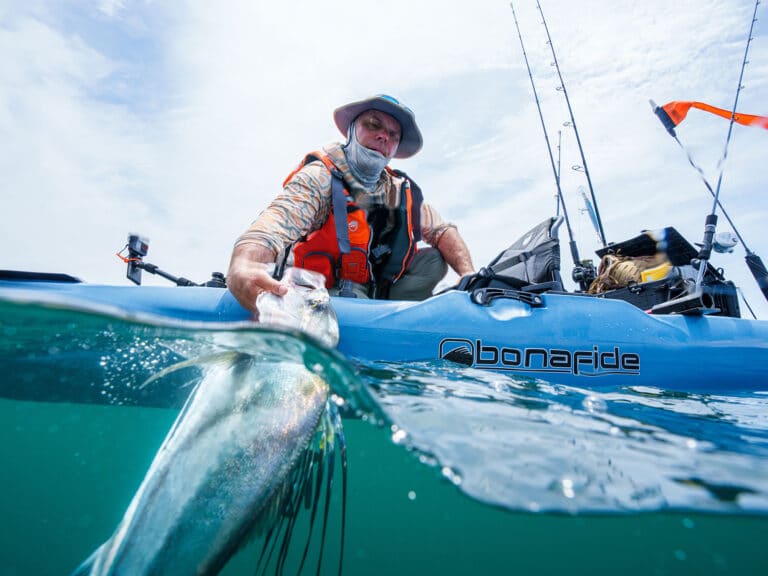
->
xmin=343 ymin=122 xmax=390 ymax=190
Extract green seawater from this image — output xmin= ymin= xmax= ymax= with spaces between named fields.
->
xmin=2 ymin=398 xmax=766 ymax=576
xmin=2 ymin=296 xmax=767 ymax=575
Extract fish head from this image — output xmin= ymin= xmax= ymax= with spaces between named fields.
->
xmin=256 ymin=267 xmax=340 ymax=348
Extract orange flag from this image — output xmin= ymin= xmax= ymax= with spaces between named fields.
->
xmin=661 ymin=101 xmax=768 ymax=130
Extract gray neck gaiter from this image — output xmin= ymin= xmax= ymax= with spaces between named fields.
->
xmin=342 ymin=123 xmax=390 ymax=190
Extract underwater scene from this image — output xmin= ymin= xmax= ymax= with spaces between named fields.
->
xmin=1 ymin=298 xmax=767 ymax=575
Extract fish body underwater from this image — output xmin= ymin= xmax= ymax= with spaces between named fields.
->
xmin=72 ymin=352 xmax=333 ymax=576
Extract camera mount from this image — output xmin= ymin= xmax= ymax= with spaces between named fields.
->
xmin=119 ymin=234 xmax=226 ymax=288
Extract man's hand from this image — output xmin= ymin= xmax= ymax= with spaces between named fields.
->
xmin=227 ymin=245 xmax=288 ymax=313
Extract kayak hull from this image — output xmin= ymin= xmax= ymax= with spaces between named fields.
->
xmin=1 ymin=280 xmax=766 ymax=393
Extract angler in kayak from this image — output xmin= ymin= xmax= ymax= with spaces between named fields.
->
xmin=227 ymin=94 xmax=475 ymax=310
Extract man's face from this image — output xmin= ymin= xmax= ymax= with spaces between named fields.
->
xmin=354 ymin=110 xmax=402 ymax=158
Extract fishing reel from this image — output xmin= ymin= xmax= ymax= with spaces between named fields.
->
xmin=572 ymin=259 xmax=597 ymax=291
xmin=120 ymin=234 xmax=227 ymax=288
xmin=713 ymin=232 xmax=738 ymax=254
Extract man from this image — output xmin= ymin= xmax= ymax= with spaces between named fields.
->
xmin=227 ymin=94 xmax=474 ymax=312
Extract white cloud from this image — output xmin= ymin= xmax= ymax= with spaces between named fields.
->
xmin=97 ymin=0 xmax=127 ymax=18
xmin=1 ymin=0 xmax=767 ymax=316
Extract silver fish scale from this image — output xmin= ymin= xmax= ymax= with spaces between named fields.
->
xmin=87 ymin=355 xmax=329 ymax=576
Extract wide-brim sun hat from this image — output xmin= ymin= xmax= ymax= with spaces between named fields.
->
xmin=333 ymin=94 xmax=423 ymax=159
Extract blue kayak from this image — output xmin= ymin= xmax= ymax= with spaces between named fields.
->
xmin=1 ymin=275 xmax=766 ymax=393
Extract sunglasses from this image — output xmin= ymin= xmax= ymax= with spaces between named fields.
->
xmin=357 ymin=112 xmax=402 ymax=142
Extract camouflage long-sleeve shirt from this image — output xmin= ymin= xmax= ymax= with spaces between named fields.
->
xmin=235 ymin=142 xmax=455 ymax=257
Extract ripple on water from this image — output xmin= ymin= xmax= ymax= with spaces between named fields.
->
xmin=357 ymin=360 xmax=768 ymax=514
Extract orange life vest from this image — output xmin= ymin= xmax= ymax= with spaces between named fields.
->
xmin=287 ymin=151 xmax=422 ymax=297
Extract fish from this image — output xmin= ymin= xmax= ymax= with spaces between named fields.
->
xmin=72 ymin=268 xmax=348 ymax=575
xmin=72 ymin=351 xmax=343 ymax=576
xmin=255 ymin=267 xmax=340 ymax=349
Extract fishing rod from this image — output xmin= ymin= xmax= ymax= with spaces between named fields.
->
xmin=706 ymin=0 xmax=767 ymax=301
xmin=509 ymin=1 xmax=595 ymax=290
xmin=555 ymin=130 xmax=562 ymax=216
xmin=688 ymin=0 xmax=759 ymax=290
xmin=651 ymin=0 xmax=768 ymax=304
xmin=651 ymin=100 xmax=750 ymax=252
xmin=711 ymin=0 xmax=761 ymax=216
xmin=536 ymin=0 xmax=607 ymax=248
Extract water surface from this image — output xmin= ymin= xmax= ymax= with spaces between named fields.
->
xmin=1 ymin=298 xmax=766 ymax=575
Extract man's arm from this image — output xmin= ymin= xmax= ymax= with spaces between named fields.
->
xmin=435 ymin=227 xmax=475 ymax=277
xmin=420 ymin=202 xmax=474 ymax=278
xmin=227 ymin=162 xmax=333 ymax=313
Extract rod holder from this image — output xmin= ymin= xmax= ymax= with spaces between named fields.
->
xmin=650 ymin=289 xmax=718 ymax=316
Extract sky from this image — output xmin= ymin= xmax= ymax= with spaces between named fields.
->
xmin=1 ymin=0 xmax=767 ymax=317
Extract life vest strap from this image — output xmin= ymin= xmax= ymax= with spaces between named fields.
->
xmin=330 ymin=169 xmax=350 ymax=254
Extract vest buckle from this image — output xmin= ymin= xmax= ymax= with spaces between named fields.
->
xmin=337 ymin=279 xmax=359 ymax=298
